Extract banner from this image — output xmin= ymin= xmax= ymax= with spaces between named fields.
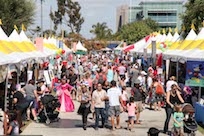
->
xmin=35 ymin=37 xmax=43 ymax=52
xmin=185 ymin=61 xmax=204 ymax=87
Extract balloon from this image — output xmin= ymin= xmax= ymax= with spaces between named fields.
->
xmin=62 ymin=49 xmax=65 ymax=54
xmin=55 ymin=55 xmax=60 ymax=59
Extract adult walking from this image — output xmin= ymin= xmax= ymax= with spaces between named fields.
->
xmin=22 ymin=79 xmax=38 ymax=121
xmin=92 ymin=83 xmax=107 ymax=130
xmin=78 ymin=84 xmax=91 ymax=130
xmin=107 ymin=80 xmax=125 ymax=130
xmin=131 ymin=79 xmax=144 ymax=124
xmin=163 ymin=84 xmax=184 ymax=134
xmin=130 ymin=65 xmax=139 ymax=87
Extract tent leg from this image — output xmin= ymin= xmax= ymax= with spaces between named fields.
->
xmin=176 ymin=59 xmax=179 ymax=83
xmin=198 ymin=87 xmax=202 ymax=101
xmin=4 ymin=65 xmax=9 ymax=111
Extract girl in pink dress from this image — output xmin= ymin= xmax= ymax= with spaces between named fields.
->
xmin=57 ymin=77 xmax=75 ymax=112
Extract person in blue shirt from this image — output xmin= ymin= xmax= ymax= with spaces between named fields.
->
xmin=173 ymin=104 xmax=184 ymax=136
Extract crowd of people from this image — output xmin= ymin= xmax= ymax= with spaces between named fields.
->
xmin=0 ymin=52 xmax=199 ymax=135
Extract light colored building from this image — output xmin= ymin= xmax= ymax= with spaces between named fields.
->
xmin=116 ymin=5 xmax=129 ymax=31
xmin=117 ymin=0 xmax=186 ymax=30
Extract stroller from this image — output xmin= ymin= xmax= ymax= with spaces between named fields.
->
xmin=38 ymin=94 xmax=61 ymax=124
xmin=182 ymin=103 xmax=198 ymax=136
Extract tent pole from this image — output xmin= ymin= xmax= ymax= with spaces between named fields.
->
xmin=4 ymin=64 xmax=9 ymax=111
xmin=198 ymin=87 xmax=201 ymax=101
xmin=176 ymin=58 xmax=179 ymax=83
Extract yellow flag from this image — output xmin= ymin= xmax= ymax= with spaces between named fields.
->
xmin=191 ymin=23 xmax=196 ymax=30
xmin=14 ymin=25 xmax=18 ymax=31
xmin=182 ymin=25 xmax=186 ymax=31
xmin=21 ymin=24 xmax=26 ymax=31
xmin=162 ymin=29 xmax=166 ymax=34
xmin=0 ymin=19 xmax=2 ymax=25
xmin=169 ymin=27 xmax=172 ymax=33
xmin=174 ymin=27 xmax=178 ymax=33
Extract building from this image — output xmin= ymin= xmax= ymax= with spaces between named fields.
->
xmin=116 ymin=5 xmax=129 ymax=31
xmin=116 ymin=0 xmax=186 ymax=31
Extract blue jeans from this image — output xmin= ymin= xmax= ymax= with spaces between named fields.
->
xmin=104 ymin=101 xmax=109 ymax=123
xmin=164 ymin=107 xmax=173 ymax=132
xmin=95 ymin=108 xmax=105 ymax=128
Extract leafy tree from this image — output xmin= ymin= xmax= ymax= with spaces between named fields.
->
xmin=90 ymin=22 xmax=113 ymax=40
xmin=43 ymin=29 xmax=56 ymax=37
xmin=0 ymin=0 xmax=35 ymax=35
xmin=114 ymin=19 xmax=158 ymax=44
xmin=181 ymin=0 xmax=204 ymax=33
xmin=50 ymin=0 xmax=84 ymax=33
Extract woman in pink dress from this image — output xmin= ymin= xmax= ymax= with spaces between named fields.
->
xmin=57 ymin=77 xmax=75 ymax=112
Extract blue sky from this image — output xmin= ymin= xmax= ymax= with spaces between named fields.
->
xmin=33 ymin=0 xmax=131 ymax=38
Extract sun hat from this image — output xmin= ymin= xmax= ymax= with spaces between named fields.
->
xmin=134 ymin=79 xmax=141 ymax=84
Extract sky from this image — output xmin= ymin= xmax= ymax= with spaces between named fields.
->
xmin=33 ymin=0 xmax=132 ymax=39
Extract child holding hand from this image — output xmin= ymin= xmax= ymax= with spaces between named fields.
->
xmin=126 ymin=97 xmax=136 ymax=132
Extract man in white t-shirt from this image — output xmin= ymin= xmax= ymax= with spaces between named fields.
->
xmin=107 ymin=80 xmax=125 ymax=130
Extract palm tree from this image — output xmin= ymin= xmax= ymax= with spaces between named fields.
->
xmin=90 ymin=22 xmax=112 ymax=40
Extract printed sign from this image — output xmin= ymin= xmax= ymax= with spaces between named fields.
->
xmin=185 ymin=61 xmax=204 ymax=87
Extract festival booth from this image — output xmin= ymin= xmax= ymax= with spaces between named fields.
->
xmin=72 ymin=41 xmax=87 ymax=55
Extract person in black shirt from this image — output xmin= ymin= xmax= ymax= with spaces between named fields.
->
xmin=163 ymin=84 xmax=184 ymax=134
xmin=68 ymin=70 xmax=78 ymax=100
xmin=13 ymin=90 xmax=29 ymax=128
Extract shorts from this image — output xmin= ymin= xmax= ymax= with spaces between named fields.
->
xmin=135 ymin=101 xmax=143 ymax=113
xmin=109 ymin=106 xmax=120 ymax=117
xmin=173 ymin=127 xmax=183 ymax=135
xmin=26 ymin=96 xmax=36 ymax=109
xmin=128 ymin=116 xmax=135 ymax=120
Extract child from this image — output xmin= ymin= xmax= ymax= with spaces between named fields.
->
xmin=121 ymin=86 xmax=128 ymax=106
xmin=126 ymin=97 xmax=136 ymax=132
xmin=7 ymin=111 xmax=19 ymax=135
xmin=173 ymin=104 xmax=184 ymax=136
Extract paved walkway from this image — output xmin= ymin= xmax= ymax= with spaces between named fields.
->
xmin=21 ymin=101 xmax=203 ymax=136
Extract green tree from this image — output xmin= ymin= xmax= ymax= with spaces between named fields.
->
xmin=50 ymin=0 xmax=84 ymax=33
xmin=0 ymin=0 xmax=35 ymax=35
xmin=43 ymin=29 xmax=56 ymax=37
xmin=181 ymin=0 xmax=204 ymax=33
xmin=114 ymin=19 xmax=158 ymax=44
xmin=90 ymin=22 xmax=113 ymax=40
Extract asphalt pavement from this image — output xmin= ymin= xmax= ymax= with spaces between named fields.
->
xmin=21 ymin=100 xmax=203 ymax=136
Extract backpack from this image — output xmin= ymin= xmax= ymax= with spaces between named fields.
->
xmin=98 ymin=74 xmax=105 ymax=84
xmin=156 ymin=84 xmax=164 ymax=95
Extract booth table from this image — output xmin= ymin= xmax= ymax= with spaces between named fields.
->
xmin=195 ymin=102 xmax=204 ymax=124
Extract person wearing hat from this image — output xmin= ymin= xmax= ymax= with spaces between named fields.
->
xmin=131 ymin=79 xmax=144 ymax=124
xmin=36 ymin=78 xmax=50 ymax=97
xmin=56 ymin=76 xmax=75 ymax=112
xmin=130 ymin=65 xmax=139 ymax=87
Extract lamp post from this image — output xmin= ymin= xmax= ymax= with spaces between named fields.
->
xmin=151 ymin=36 xmax=156 ymax=67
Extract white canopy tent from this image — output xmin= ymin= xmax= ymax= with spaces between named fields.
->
xmin=75 ymin=41 xmax=87 ymax=51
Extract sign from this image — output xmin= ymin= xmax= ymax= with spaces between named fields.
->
xmin=27 ymin=71 xmax=33 ymax=82
xmin=44 ymin=70 xmax=51 ymax=85
xmin=35 ymin=37 xmax=43 ymax=52
xmin=185 ymin=61 xmax=204 ymax=87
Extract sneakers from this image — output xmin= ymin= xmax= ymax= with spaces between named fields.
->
xmin=83 ymin=126 xmax=87 ymax=130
